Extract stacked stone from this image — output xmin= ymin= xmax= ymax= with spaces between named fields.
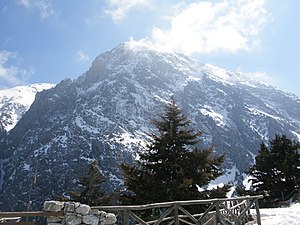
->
xmin=43 ymin=201 xmax=117 ymax=225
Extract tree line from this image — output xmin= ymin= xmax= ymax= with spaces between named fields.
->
xmin=68 ymin=98 xmax=300 ymax=207
xmin=243 ymin=134 xmax=300 ymax=206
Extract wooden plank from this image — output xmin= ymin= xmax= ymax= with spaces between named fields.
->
xmin=197 ymin=202 xmax=216 ymax=224
xmin=0 ymin=217 xmax=21 ymax=222
xmin=92 ymin=195 xmax=264 ymax=211
xmin=91 ymin=195 xmax=264 ymax=225
xmin=0 ymin=212 xmax=63 ymax=218
xmin=0 ymin=222 xmax=35 ymax=225
xmin=219 ymin=203 xmax=239 ymax=220
xmin=215 ymin=201 xmax=220 ymax=224
xmin=174 ymin=204 xmax=179 ymax=225
xmin=128 ymin=211 xmax=148 ymax=225
xmin=219 ymin=213 xmax=234 ymax=225
xmin=178 ymin=205 xmax=198 ymax=224
xmin=178 ymin=218 xmax=194 ymax=225
xmin=123 ymin=209 xmax=129 ymax=225
xmin=153 ymin=205 xmax=175 ymax=225
xmin=238 ymin=199 xmax=255 ymax=219
xmin=255 ymin=199 xmax=262 ymax=225
xmin=203 ymin=215 xmax=215 ymax=225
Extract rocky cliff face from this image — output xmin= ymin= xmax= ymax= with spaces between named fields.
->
xmin=0 ymin=43 xmax=299 ymax=211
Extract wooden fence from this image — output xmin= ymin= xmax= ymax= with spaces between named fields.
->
xmin=93 ymin=195 xmax=263 ymax=225
xmin=0 ymin=211 xmax=63 ymax=225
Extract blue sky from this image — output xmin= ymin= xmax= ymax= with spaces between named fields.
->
xmin=0 ymin=0 xmax=299 ymax=97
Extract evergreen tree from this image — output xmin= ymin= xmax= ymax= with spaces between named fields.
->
xmin=121 ymin=97 xmax=229 ymax=205
xmin=69 ymin=160 xmax=113 ymax=206
xmin=249 ymin=134 xmax=300 ymax=201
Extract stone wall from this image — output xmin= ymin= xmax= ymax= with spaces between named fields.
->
xmin=43 ymin=201 xmax=117 ymax=225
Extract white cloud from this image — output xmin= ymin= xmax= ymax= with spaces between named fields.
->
xmin=238 ymin=70 xmax=272 ymax=83
xmin=0 ymin=51 xmax=34 ymax=87
xmin=150 ymin=0 xmax=272 ymax=55
xmin=35 ymin=0 xmax=55 ymax=18
xmin=105 ymin=0 xmax=151 ymax=23
xmin=18 ymin=0 xmax=31 ymax=8
xmin=76 ymin=51 xmax=90 ymax=62
xmin=17 ymin=0 xmax=55 ymax=19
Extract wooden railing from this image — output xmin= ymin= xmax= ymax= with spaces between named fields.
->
xmin=93 ymin=195 xmax=263 ymax=225
xmin=0 ymin=211 xmax=63 ymax=225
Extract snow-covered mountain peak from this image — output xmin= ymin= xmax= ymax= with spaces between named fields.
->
xmin=124 ymin=39 xmax=160 ymax=52
xmin=92 ymin=42 xmax=275 ymax=93
xmin=1 ymin=44 xmax=300 ymax=211
xmin=0 ymin=83 xmax=55 ymax=131
xmin=109 ymin=41 xmax=199 ymax=66
xmin=80 ymin=42 xmax=204 ymax=91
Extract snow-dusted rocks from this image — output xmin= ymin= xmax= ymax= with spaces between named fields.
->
xmin=82 ymin=215 xmax=100 ymax=225
xmin=99 ymin=213 xmax=117 ymax=225
xmin=0 ymin=43 xmax=300 ymax=211
xmin=75 ymin=204 xmax=91 ymax=215
xmin=44 ymin=201 xmax=65 ymax=212
xmin=44 ymin=201 xmax=116 ymax=225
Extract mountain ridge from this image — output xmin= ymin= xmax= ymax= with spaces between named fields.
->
xmin=0 ymin=43 xmax=299 ymax=211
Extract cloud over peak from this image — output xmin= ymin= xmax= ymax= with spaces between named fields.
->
xmin=0 ymin=51 xmax=34 ymax=88
xmin=104 ymin=0 xmax=151 ymax=23
xmin=150 ymin=0 xmax=272 ymax=55
xmin=76 ymin=51 xmax=90 ymax=62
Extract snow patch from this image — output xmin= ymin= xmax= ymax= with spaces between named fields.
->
xmin=247 ymin=107 xmax=283 ymax=122
xmin=112 ymin=127 xmax=148 ymax=150
xmin=242 ymin=174 xmax=254 ymax=191
xmin=207 ymin=165 xmax=239 ymax=197
xmin=79 ymin=156 xmax=94 ymax=162
xmin=251 ymin=203 xmax=300 ymax=225
xmin=204 ymin=64 xmax=271 ymax=87
xmin=109 ymin=173 xmax=124 ymax=186
xmin=210 ymin=164 xmax=239 ymax=186
xmin=23 ymin=163 xmax=31 ymax=171
xmin=200 ymin=105 xmax=227 ymax=127
xmin=74 ymin=116 xmax=101 ymax=134
xmin=0 ymin=83 xmax=55 ymax=131
xmin=291 ymin=131 xmax=300 ymax=142
xmin=34 ymin=144 xmax=51 ymax=156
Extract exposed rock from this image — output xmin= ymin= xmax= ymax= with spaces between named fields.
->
xmin=65 ymin=214 xmax=82 ymax=225
xmin=64 ymin=202 xmax=76 ymax=213
xmin=89 ymin=209 xmax=102 ymax=215
xmin=44 ymin=201 xmax=65 ymax=212
xmin=47 ymin=217 xmax=63 ymax=223
xmin=100 ymin=213 xmax=117 ymax=225
xmin=75 ymin=204 xmax=90 ymax=215
xmin=43 ymin=201 xmax=116 ymax=225
xmin=82 ymin=215 xmax=100 ymax=225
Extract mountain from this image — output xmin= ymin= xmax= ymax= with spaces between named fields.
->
xmin=0 ymin=83 xmax=55 ymax=132
xmin=0 ymin=43 xmax=300 ymax=211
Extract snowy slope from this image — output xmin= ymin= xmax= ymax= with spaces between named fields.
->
xmin=0 ymin=83 xmax=55 ymax=132
xmin=0 ymin=43 xmax=299 ymax=211
xmin=251 ymin=203 xmax=300 ymax=225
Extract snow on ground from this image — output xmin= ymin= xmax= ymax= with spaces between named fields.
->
xmin=251 ymin=203 xmax=300 ymax=225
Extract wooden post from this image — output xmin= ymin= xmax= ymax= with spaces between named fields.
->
xmin=174 ymin=204 xmax=179 ymax=225
xmin=123 ymin=209 xmax=129 ymax=225
xmin=215 ymin=200 xmax=220 ymax=224
xmin=255 ymin=199 xmax=262 ymax=225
